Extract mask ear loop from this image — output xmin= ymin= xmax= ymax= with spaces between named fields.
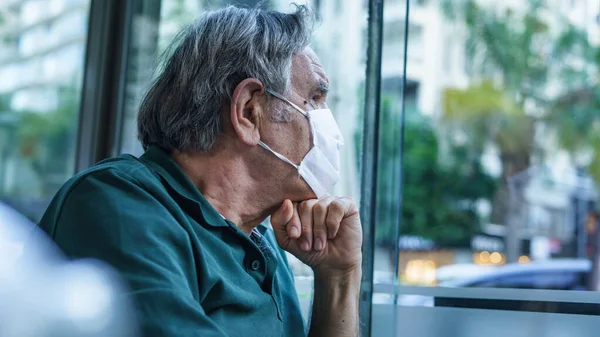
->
xmin=265 ymin=89 xmax=309 ymax=118
xmin=262 ymin=89 xmax=315 ymax=168
xmin=265 ymin=88 xmax=316 ymax=145
xmin=258 ymin=141 xmax=300 ymax=170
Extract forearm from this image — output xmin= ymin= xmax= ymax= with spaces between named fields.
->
xmin=308 ymin=266 xmax=361 ymax=337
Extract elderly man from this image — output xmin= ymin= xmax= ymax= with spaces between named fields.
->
xmin=38 ymin=5 xmax=362 ymax=337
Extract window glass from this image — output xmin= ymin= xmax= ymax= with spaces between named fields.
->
xmin=119 ymin=0 xmax=368 ymax=321
xmin=0 ymin=0 xmax=90 ymax=223
xmin=375 ymin=0 xmax=600 ymax=297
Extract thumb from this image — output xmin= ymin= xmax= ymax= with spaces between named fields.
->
xmin=271 ymin=199 xmax=294 ymax=229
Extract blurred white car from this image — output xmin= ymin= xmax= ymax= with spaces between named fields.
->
xmin=397 ymin=259 xmax=592 ymax=307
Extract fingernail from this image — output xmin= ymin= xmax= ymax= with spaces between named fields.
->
xmin=314 ymin=238 xmax=323 ymax=251
xmin=290 ymin=226 xmax=300 ymax=238
xmin=301 ymin=240 xmax=310 ymax=251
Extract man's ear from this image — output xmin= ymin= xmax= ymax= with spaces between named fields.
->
xmin=229 ymin=78 xmax=266 ymax=147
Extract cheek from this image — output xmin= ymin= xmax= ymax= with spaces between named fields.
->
xmin=292 ymin=118 xmax=312 ymax=160
xmin=262 ymin=117 xmax=312 ymax=164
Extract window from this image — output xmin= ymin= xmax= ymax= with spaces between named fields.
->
xmin=0 ymin=0 xmax=90 ymax=222
xmin=107 ymin=0 xmax=600 ymax=335
xmin=374 ymin=0 xmax=600 ymax=292
xmin=372 ymin=0 xmax=600 ymax=333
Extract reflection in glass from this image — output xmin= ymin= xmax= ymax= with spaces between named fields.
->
xmin=0 ymin=0 xmax=90 ymax=222
xmin=376 ymin=0 xmax=600 ymax=295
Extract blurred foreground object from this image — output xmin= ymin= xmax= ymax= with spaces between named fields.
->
xmin=0 ymin=215 xmax=137 ymax=337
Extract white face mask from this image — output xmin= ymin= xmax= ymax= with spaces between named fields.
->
xmin=258 ymin=89 xmax=344 ymax=198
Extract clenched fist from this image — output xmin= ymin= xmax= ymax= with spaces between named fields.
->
xmin=270 ymin=196 xmax=362 ymax=273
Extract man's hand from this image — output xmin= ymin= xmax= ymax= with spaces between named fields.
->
xmin=271 ymin=197 xmax=363 ymax=336
xmin=270 ymin=197 xmax=362 ymax=273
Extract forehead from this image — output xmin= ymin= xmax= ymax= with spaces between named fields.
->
xmin=290 ymin=47 xmax=329 ymax=91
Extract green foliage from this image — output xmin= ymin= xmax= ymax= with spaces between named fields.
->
xmin=443 ymin=81 xmax=533 ymax=163
xmin=374 ymin=96 xmax=496 ymax=247
xmin=15 ymin=87 xmax=79 ymax=193
xmin=0 ymin=93 xmax=11 ymax=112
xmin=548 ymin=88 xmax=600 ymax=179
xmin=446 ymin=0 xmax=551 ymax=102
xmin=441 ymin=0 xmax=600 ymax=184
xmin=546 ymin=23 xmax=600 ymax=180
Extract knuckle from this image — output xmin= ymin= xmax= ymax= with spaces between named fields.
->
xmin=313 ymin=202 xmax=327 ymax=216
xmin=332 ymin=199 xmax=345 ymax=209
xmin=344 ymin=197 xmax=358 ymax=209
xmin=300 ymin=199 xmax=317 ymax=212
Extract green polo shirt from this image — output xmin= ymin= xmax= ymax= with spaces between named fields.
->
xmin=37 ymin=145 xmax=306 ymax=337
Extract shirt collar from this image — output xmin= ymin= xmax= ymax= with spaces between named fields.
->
xmin=139 ymin=145 xmax=228 ymax=228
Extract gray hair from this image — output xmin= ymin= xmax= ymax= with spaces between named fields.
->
xmin=137 ymin=5 xmax=315 ymax=152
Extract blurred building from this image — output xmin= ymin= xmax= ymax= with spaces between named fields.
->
xmin=0 ymin=0 xmax=88 ymax=111
xmin=382 ymin=0 xmax=599 ymax=115
xmin=0 ymin=0 xmax=90 ymax=219
xmin=376 ymin=0 xmax=600 ymax=269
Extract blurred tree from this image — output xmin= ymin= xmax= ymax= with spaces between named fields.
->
xmin=16 ymin=86 xmax=79 ymax=197
xmin=443 ymin=81 xmax=533 ymax=224
xmin=374 ymin=96 xmax=496 ymax=248
xmin=440 ymin=0 xmax=600 ymax=231
xmin=547 ymin=26 xmax=600 ymax=179
xmin=0 ymin=93 xmax=11 ymax=112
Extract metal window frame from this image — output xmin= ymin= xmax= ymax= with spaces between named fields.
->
xmin=358 ymin=0 xmax=386 ymax=333
xmin=74 ymin=0 xmax=135 ymax=172
xmin=359 ymin=0 xmax=413 ymax=334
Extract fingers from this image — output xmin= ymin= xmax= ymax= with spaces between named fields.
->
xmin=325 ymin=197 xmax=353 ymax=239
xmin=271 ymin=199 xmax=294 ymax=227
xmin=298 ymin=199 xmax=318 ymax=251
xmin=286 ymin=202 xmax=301 ymax=239
xmin=312 ymin=196 xmax=335 ymax=251
xmin=275 ymin=197 xmax=358 ymax=254
xmin=270 ymin=200 xmax=294 ymax=246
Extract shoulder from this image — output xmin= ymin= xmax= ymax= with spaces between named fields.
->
xmin=66 ymin=154 xmax=160 ymax=193
xmin=38 ymin=154 xmax=173 ymax=239
xmin=49 ymin=154 xmax=173 ymax=212
xmin=38 ymin=154 xmax=192 ymax=261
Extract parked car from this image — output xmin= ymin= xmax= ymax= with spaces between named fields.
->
xmin=397 ymin=259 xmax=592 ymax=307
xmin=443 ymin=259 xmax=591 ymax=290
